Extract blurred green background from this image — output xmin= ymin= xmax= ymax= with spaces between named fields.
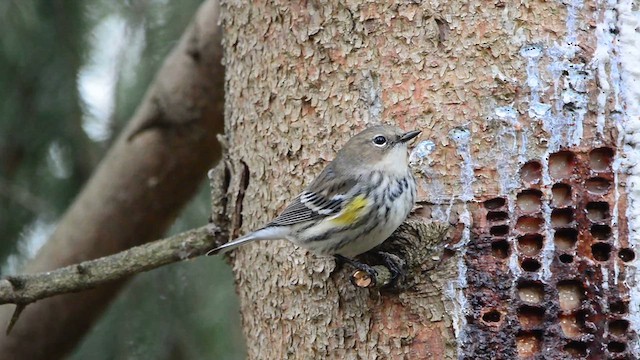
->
xmin=0 ymin=1 xmax=245 ymax=358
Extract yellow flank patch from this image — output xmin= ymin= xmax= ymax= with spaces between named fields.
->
xmin=331 ymin=195 xmax=368 ymax=226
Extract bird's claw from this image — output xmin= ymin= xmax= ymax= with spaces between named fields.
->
xmin=357 ymin=263 xmax=378 ymax=279
xmin=377 ymin=251 xmax=406 ymax=288
xmin=335 ymin=255 xmax=379 ymax=287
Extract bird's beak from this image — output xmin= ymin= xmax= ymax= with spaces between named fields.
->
xmin=399 ymin=130 xmax=421 ymax=143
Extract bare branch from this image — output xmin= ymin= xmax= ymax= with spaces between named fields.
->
xmin=0 ymin=225 xmax=225 ymax=326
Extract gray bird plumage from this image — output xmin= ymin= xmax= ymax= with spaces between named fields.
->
xmin=208 ymin=125 xmax=420 ymax=257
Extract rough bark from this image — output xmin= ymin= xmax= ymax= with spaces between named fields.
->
xmin=221 ymin=0 xmax=640 ymax=358
xmin=0 ymin=1 xmax=224 ymax=358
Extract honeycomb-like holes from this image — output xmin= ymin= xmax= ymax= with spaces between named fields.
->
xmin=487 ymin=211 xmax=509 ymax=222
xmin=592 ymin=242 xmax=612 ymax=261
xmin=490 ymin=225 xmax=509 ymax=237
xmin=517 ymin=306 xmax=545 ymax=329
xmin=481 ymin=309 xmax=502 ymax=325
xmin=591 ymin=224 xmax=612 ymax=240
xmin=585 ymin=177 xmax=611 ymax=195
xmin=517 ymin=234 xmax=544 ymax=256
xmin=484 ymin=197 xmax=506 ymax=210
xmin=515 ymin=216 xmax=543 ymax=233
xmin=608 ymin=319 xmax=630 ymax=337
xmin=491 ymin=240 xmax=510 ymax=259
xmin=589 ymin=147 xmax=614 ymax=172
xmin=618 ymin=248 xmax=635 ymax=262
xmin=557 ymin=280 xmax=585 ymax=311
xmin=586 ymin=201 xmax=610 ymax=222
xmin=516 ymin=189 xmax=543 ymax=213
xmin=608 ymin=341 xmax=627 ymax=353
xmin=516 ymin=331 xmax=543 ymax=358
xmin=517 ymin=281 xmax=545 ymax=304
xmin=559 ymin=311 xmax=587 ymax=338
xmin=554 ymin=228 xmax=578 ymax=250
xmin=549 ymin=151 xmax=576 ymax=179
xmin=564 ymin=341 xmax=588 ymax=357
xmin=520 ymin=161 xmax=542 ymax=184
xmin=551 ymin=208 xmax=574 ymax=227
xmin=552 ymin=183 xmax=572 ymax=207
xmin=470 ymin=147 xmax=628 ymax=358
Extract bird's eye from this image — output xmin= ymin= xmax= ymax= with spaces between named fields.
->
xmin=372 ymin=135 xmax=387 ymax=146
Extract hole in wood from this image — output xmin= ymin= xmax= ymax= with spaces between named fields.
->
xmin=484 ymin=197 xmax=506 ymax=210
xmin=564 ymin=341 xmax=588 ymax=357
xmin=518 ymin=234 xmax=544 ymax=256
xmin=610 ymin=300 xmax=628 ymax=314
xmin=557 ymin=280 xmax=585 ymax=311
xmin=559 ymin=254 xmax=574 ymax=264
xmin=585 ymin=177 xmax=611 ymax=195
xmin=591 ymin=224 xmax=612 ymax=240
xmin=586 ymin=201 xmax=610 ymax=222
xmin=518 ymin=306 xmax=544 ymax=328
xmin=490 ymin=225 xmax=509 ymax=236
xmin=554 ymin=228 xmax=578 ymax=250
xmin=516 ymin=331 xmax=542 ymax=357
xmin=618 ymin=248 xmax=635 ymax=262
xmin=551 ymin=208 xmax=574 ymax=227
xmin=608 ymin=319 xmax=630 ymax=337
xmin=549 ymin=151 xmax=576 ymax=179
xmin=559 ymin=313 xmax=585 ymax=338
xmin=589 ymin=147 xmax=614 ymax=172
xmin=516 ymin=189 xmax=543 ymax=213
xmin=592 ymin=242 xmax=612 ymax=261
xmin=552 ymin=183 xmax=572 ymax=207
xmin=487 ymin=211 xmax=509 ymax=222
xmin=518 ymin=282 xmax=544 ymax=304
xmin=521 ymin=258 xmax=542 ymax=272
xmin=481 ymin=309 xmax=501 ymax=323
xmin=516 ymin=216 xmax=543 ymax=233
xmin=491 ymin=240 xmax=510 ymax=259
xmin=608 ymin=341 xmax=626 ymax=353
xmin=520 ymin=161 xmax=542 ymax=184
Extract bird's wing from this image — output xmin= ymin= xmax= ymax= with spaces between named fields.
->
xmin=267 ymin=166 xmax=359 ymax=227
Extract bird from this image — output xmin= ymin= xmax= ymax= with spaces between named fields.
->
xmin=208 ymin=125 xmax=420 ymax=278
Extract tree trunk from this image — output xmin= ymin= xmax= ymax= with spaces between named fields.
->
xmin=221 ymin=0 xmax=640 ymax=358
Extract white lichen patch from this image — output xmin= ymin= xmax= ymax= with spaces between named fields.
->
xmin=617 ymin=0 xmax=640 ymax=356
xmin=445 ymin=127 xmax=477 ymax=354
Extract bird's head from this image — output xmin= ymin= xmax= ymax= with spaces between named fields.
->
xmin=335 ymin=125 xmax=421 ymax=175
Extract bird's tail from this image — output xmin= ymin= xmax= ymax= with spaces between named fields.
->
xmin=206 ymin=226 xmax=289 ymax=256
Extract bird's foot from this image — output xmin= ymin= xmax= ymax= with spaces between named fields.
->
xmin=376 ymin=251 xmax=406 ymax=288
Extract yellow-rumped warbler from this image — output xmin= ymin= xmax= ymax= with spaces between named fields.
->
xmin=208 ymin=125 xmax=420 ymax=274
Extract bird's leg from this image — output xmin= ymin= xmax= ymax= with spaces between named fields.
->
xmin=376 ymin=251 xmax=406 ymax=287
xmin=334 ymin=255 xmax=378 ymax=280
